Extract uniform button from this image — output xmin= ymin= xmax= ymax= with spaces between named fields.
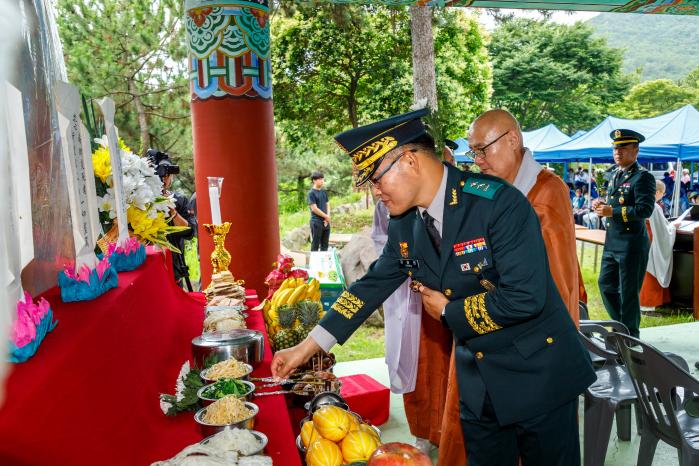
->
xmin=408 ymin=271 xmax=413 ymax=277
xmin=475 ymin=351 xmax=484 ymax=360
xmin=444 ymin=288 xmax=452 ymax=297
xmin=460 ymin=181 xmax=465 ymax=187
xmin=473 ymin=266 xmax=481 ymax=273
xmin=546 ymin=337 xmax=554 ymax=344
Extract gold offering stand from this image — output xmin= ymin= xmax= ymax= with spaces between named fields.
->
xmin=203 ymin=222 xmax=245 ymax=294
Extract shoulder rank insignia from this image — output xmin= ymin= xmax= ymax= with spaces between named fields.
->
xmin=449 ymin=188 xmax=458 ymax=206
xmin=462 ymin=177 xmax=503 ymax=200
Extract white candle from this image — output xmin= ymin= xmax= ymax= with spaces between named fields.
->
xmin=209 ymin=186 xmax=222 ymax=224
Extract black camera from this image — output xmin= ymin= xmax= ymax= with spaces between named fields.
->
xmin=146 ymin=148 xmax=180 ymax=178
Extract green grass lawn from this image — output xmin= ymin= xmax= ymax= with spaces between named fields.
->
xmin=334 ymin=238 xmax=696 ymax=363
xmin=279 ymin=204 xmax=375 ymax=250
xmin=333 ymin=325 xmax=386 ymax=362
xmin=279 ymin=191 xmax=368 ymax=238
xmin=332 ymin=208 xmax=374 ymax=233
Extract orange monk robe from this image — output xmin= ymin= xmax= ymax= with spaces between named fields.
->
xmin=437 ymin=169 xmax=582 ymax=465
xmin=640 ymin=223 xmax=672 ymax=307
xmin=640 ymin=272 xmax=671 ymax=307
xmin=402 ymin=315 xmax=452 ymax=444
xmin=579 ymin=262 xmax=588 ymax=304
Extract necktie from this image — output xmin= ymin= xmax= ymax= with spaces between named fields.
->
xmin=422 ymin=211 xmax=441 ymax=254
xmin=613 ymin=170 xmax=622 ymax=191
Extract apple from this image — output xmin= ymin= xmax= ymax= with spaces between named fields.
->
xmin=367 ymin=442 xmax=433 ymax=466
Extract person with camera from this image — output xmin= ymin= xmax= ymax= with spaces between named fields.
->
xmin=147 ymin=149 xmax=197 ymax=290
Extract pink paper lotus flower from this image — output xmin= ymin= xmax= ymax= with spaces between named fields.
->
xmin=77 ymin=265 xmax=92 ymax=283
xmin=95 ymin=257 xmax=111 ymax=281
xmin=63 ymin=264 xmax=90 ymax=283
xmin=63 ymin=257 xmax=112 ymax=283
xmin=107 ymin=237 xmax=142 ymax=256
xmin=35 ymin=297 xmax=50 ymax=322
xmin=63 ymin=265 xmax=77 ymax=281
xmin=10 ymin=292 xmax=50 ymax=348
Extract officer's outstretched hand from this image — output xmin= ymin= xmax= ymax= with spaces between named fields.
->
xmin=271 ymin=336 xmax=321 ymax=380
xmin=418 ymin=285 xmax=449 ymax=321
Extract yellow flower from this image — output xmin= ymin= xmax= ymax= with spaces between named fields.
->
xmin=92 ymin=146 xmax=112 ymax=183
xmin=128 ymin=206 xmax=160 ymax=243
xmin=118 ymin=138 xmax=132 ymax=153
xmin=126 ymin=206 xmax=187 ymax=252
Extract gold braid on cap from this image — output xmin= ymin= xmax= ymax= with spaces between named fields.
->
xmin=613 ymin=139 xmax=639 ymax=145
xmin=352 ymin=136 xmax=398 ymax=170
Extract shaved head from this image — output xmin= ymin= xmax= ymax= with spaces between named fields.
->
xmin=470 ymin=109 xmax=523 ymax=141
xmin=468 ymin=109 xmax=526 ymax=184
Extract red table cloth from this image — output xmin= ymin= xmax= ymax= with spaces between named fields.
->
xmin=0 ymin=250 xmax=300 ymax=466
xmin=340 ymin=374 xmax=390 ymax=427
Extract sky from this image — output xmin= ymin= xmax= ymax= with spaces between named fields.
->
xmin=473 ymin=8 xmax=600 ymax=30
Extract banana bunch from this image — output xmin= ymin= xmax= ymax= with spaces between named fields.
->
xmin=263 ymin=277 xmax=322 ymax=338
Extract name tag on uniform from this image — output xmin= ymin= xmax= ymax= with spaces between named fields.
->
xmin=399 ymin=259 xmax=420 ymax=269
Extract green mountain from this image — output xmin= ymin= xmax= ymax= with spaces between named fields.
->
xmin=587 ymin=13 xmax=699 ymax=82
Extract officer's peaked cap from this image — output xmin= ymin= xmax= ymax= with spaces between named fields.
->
xmin=335 ymin=108 xmax=429 ymax=187
xmin=610 ymin=129 xmax=645 ymax=145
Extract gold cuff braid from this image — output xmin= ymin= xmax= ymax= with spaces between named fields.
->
xmin=464 ymin=292 xmax=502 ymax=335
xmin=331 ymin=290 xmax=365 ymax=319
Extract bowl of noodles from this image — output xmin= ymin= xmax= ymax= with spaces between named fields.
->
xmin=200 ymin=358 xmax=253 ymax=383
xmin=194 ymin=395 xmax=259 ymax=437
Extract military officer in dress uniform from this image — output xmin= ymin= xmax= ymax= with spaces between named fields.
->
xmin=593 ymin=129 xmax=656 ymax=337
xmin=271 ymin=109 xmax=595 ymax=465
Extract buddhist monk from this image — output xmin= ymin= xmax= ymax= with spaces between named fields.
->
xmin=437 ymin=109 xmax=583 ymax=465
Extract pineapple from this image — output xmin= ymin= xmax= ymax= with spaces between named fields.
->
xmin=273 ymin=304 xmax=299 ymax=351
xmin=296 ymin=300 xmax=322 ymax=341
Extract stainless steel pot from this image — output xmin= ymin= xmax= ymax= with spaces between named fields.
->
xmin=192 ymin=329 xmax=264 ymax=368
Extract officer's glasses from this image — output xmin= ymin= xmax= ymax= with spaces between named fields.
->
xmin=465 ymin=130 xmax=510 ymax=161
xmin=368 ymin=149 xmax=416 ymax=188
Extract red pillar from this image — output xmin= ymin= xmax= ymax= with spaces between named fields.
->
xmin=185 ymin=2 xmax=278 ymax=295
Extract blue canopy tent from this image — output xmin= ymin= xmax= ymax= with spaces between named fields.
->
xmin=453 ymin=123 xmax=572 ymax=163
xmin=535 ymin=105 xmax=699 ymax=163
xmin=525 ymin=123 xmax=571 ymax=152
xmin=452 ymin=137 xmax=469 ymax=161
xmin=536 ymin=105 xmax=699 ymax=214
xmin=681 ymin=140 xmax=699 ymax=160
